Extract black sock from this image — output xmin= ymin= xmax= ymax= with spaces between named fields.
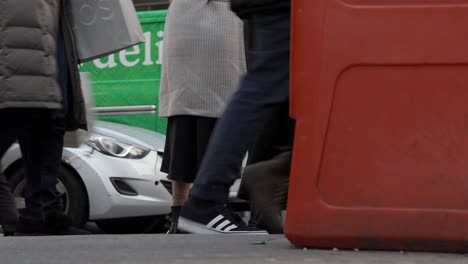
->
xmin=171 ymin=206 xmax=182 ymax=216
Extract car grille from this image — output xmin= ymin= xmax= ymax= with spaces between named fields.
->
xmin=160 ymin=179 xmax=172 ymax=195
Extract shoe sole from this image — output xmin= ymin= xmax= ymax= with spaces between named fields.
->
xmin=179 ymin=217 xmax=268 ymax=235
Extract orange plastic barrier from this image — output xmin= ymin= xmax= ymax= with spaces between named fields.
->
xmin=285 ymin=0 xmax=468 ymax=252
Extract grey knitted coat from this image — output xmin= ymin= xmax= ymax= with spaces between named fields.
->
xmin=0 ymin=0 xmax=62 ymax=110
xmin=159 ymin=0 xmax=246 ymax=118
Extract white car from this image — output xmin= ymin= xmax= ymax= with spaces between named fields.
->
xmin=1 ymin=121 xmax=173 ymax=234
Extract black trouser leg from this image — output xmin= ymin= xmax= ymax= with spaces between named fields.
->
xmin=0 ymin=111 xmax=21 ymax=235
xmin=19 ymin=116 xmax=64 ymax=224
xmin=0 ymin=109 xmax=56 ymax=235
xmin=0 ymin=173 xmax=17 ymax=235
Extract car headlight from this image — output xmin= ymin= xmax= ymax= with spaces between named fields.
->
xmin=85 ymin=135 xmax=150 ymax=159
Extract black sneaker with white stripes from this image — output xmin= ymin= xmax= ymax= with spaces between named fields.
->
xmin=179 ymin=199 xmax=268 ymax=234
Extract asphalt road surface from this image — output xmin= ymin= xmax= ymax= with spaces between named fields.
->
xmin=0 ymin=235 xmax=467 ymax=264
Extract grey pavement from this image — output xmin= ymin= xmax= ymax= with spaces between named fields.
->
xmin=0 ymin=235 xmax=467 ymax=264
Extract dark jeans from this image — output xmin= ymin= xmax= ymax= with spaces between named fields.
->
xmin=18 ymin=116 xmax=65 ymax=224
xmin=190 ymin=10 xmax=291 ymax=203
xmin=246 ymin=102 xmax=295 ymax=165
xmin=0 ymin=109 xmax=56 ymax=231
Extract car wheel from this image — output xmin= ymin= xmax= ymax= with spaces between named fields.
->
xmin=8 ymin=165 xmax=89 ymax=228
xmin=96 ymin=216 xmax=168 ymax=234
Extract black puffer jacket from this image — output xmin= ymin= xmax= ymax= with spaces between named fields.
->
xmin=0 ymin=0 xmax=87 ymax=131
xmin=231 ymin=0 xmax=291 ymax=19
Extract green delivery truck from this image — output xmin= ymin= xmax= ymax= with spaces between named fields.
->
xmin=81 ymin=10 xmax=168 ymax=134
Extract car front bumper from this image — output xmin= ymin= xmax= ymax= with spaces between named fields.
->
xmin=64 ymin=145 xmax=172 ymax=220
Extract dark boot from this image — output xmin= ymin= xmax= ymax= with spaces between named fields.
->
xmin=0 ymin=173 xmax=18 ymax=236
xmin=167 ymin=206 xmax=182 ymax=234
xmin=244 ymin=151 xmax=292 ymax=234
xmin=15 ymin=211 xmax=90 ymax=236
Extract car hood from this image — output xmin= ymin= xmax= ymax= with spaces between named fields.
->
xmin=92 ymin=121 xmax=165 ymax=151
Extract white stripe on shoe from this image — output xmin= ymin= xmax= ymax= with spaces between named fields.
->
xmin=215 ymin=220 xmax=231 ymax=231
xmin=224 ymin=224 xmax=238 ymax=232
xmin=209 ymin=216 xmax=238 ymax=232
xmin=206 ymin=215 xmax=224 ymax=229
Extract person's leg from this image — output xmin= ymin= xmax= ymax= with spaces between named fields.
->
xmin=0 ymin=109 xmax=49 ymax=236
xmin=165 ymin=116 xmax=217 ymax=234
xmin=167 ymin=182 xmax=191 ymax=233
xmin=190 ymin=10 xmax=291 ymax=204
xmin=161 ymin=116 xmax=197 ymax=233
xmin=240 ymin=103 xmax=293 ymax=227
xmin=179 ymin=10 xmax=291 ymax=234
xmin=0 ymin=113 xmax=20 ymax=236
xmin=0 ymin=172 xmax=17 ymax=236
xmin=243 ymin=151 xmax=292 ymax=234
xmin=16 ymin=112 xmax=89 ymax=236
xmin=172 ymin=183 xmax=192 ymax=207
xmin=17 ymin=116 xmax=64 ymax=232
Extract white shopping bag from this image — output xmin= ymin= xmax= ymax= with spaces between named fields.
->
xmin=68 ymin=0 xmax=144 ymax=62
